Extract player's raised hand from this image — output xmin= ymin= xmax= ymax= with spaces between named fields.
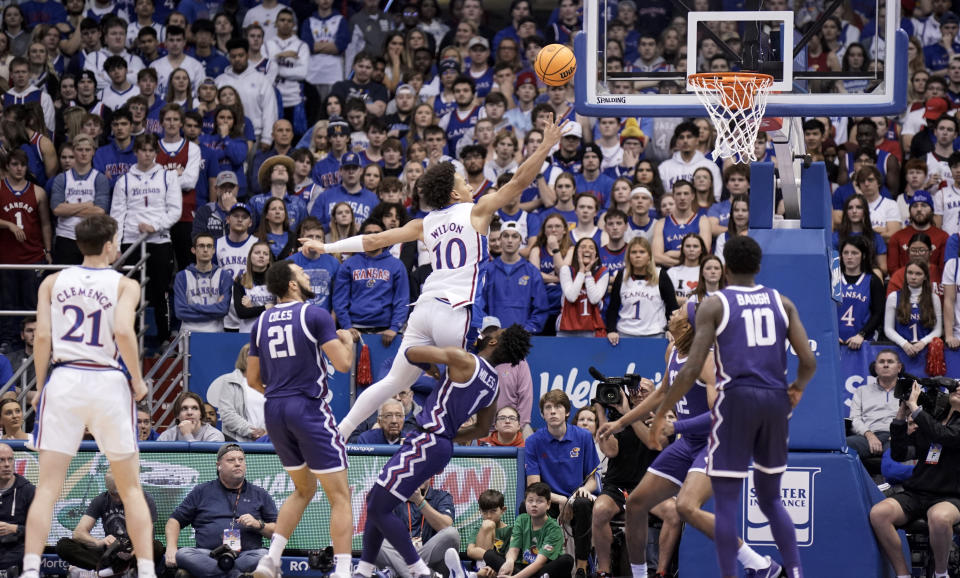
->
xmin=540 ymin=113 xmax=570 ymax=147
xmin=298 ymin=238 xmax=326 ymax=256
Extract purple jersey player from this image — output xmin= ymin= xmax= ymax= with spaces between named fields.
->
xmin=650 ymin=236 xmax=816 ymax=578
xmin=246 ymin=260 xmax=356 ymax=578
xmin=353 ymin=325 xmax=532 ymax=578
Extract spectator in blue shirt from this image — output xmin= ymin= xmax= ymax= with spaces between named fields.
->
xmin=332 ymin=219 xmax=410 ymax=345
xmin=482 ymin=222 xmax=549 ymax=334
xmin=311 ymin=152 xmax=379 ymax=230
xmin=287 ymin=217 xmax=339 ymax=312
xmin=355 ymin=400 xmax=407 ymax=445
xmin=525 ymin=389 xmax=599 ymax=574
xmin=173 ymin=232 xmax=233 ymax=333
xmin=164 ymin=444 xmax=278 ymax=578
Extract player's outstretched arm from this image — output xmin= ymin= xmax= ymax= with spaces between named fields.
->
xmin=404 ymin=345 xmax=476 ymax=383
xmin=472 ymin=115 xmax=568 ymax=225
xmin=299 ymin=219 xmax=424 ymax=257
xmin=32 ymin=274 xmax=56 ymax=405
xmin=115 ymin=277 xmax=147 ymax=401
xmin=783 ymin=295 xmax=817 ymax=407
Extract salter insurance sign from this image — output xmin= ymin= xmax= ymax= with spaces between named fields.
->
xmin=743 ymin=467 xmax=821 ymax=547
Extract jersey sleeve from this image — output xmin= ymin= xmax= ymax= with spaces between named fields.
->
xmin=306 ymin=303 xmax=340 ymax=346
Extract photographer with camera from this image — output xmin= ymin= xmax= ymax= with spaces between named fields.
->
xmin=164 ymin=444 xmax=277 ymax=578
xmin=870 ymin=381 xmax=960 ymax=578
xmin=590 ymin=377 xmax=681 ymax=578
xmin=0 ymin=443 xmax=34 ymax=578
xmin=55 ymin=471 xmax=162 ymax=577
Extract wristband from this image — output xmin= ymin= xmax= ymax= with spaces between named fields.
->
xmin=551 ymin=248 xmax=560 ymax=255
xmin=258 ymin=520 xmax=265 ymax=530
xmin=323 ymin=235 xmax=366 ymax=254
xmin=416 ymin=499 xmax=427 ymax=510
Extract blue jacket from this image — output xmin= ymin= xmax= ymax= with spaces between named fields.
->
xmin=311 ymin=151 xmax=341 ymax=189
xmin=92 ymin=140 xmax=136 ymax=188
xmin=170 ymin=478 xmax=277 ymax=551
xmin=249 ymin=193 xmax=308 ymax=233
xmin=310 ymin=185 xmax=378 ymax=230
xmin=482 ymin=257 xmax=549 ymax=334
xmin=195 ymin=144 xmax=223 ymax=206
xmin=356 ymin=428 xmax=403 ymax=445
xmin=287 ymin=251 xmax=340 ymax=312
xmin=333 ymin=251 xmax=409 ymax=331
xmin=173 ymin=264 xmax=233 ymax=328
xmin=199 ymin=134 xmax=249 ymax=196
xmin=192 ymin=201 xmax=230 ymax=239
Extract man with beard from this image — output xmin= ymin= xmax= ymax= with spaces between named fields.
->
xmin=246 ymin=261 xmax=355 ymax=578
xmin=461 ymin=145 xmax=493 ymax=200
xmin=887 ymin=190 xmax=948 ymax=273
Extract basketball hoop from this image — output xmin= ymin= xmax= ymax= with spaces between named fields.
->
xmin=688 ymin=72 xmax=775 ymax=163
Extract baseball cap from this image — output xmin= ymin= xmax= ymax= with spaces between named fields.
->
xmin=516 ymin=71 xmax=536 ymax=88
xmin=439 ymin=58 xmax=460 ymax=75
xmin=582 ymin=142 xmax=602 ymax=159
xmin=618 ymin=0 xmax=637 ymax=11
xmin=630 ymin=186 xmax=653 ymax=200
xmin=481 ymin=316 xmax=501 ymax=331
xmin=229 ymin=202 xmax=252 ymax=215
xmin=215 ymin=171 xmax=238 ymax=187
xmin=328 ymin=119 xmax=350 ymax=137
xmin=910 ymin=189 xmax=935 ymax=208
xmin=200 ymin=77 xmax=217 ymax=86
xmin=941 ymin=11 xmax=960 ymax=25
xmin=217 ymin=443 xmax=243 ymax=461
xmin=340 ymin=152 xmax=362 ymax=167
xmin=396 ymin=83 xmax=416 ymax=96
xmin=563 ymin=122 xmax=583 ymax=139
xmin=469 ymin=36 xmax=490 ymax=50
xmin=924 ymin=97 xmax=950 ymax=120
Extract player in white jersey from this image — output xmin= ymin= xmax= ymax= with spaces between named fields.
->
xmin=299 ymin=116 xmax=568 ymax=438
xmin=22 ymin=215 xmax=156 ymax=578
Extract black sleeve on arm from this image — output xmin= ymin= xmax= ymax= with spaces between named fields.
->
xmin=606 ymin=270 xmax=624 ymax=332
xmin=660 ymin=272 xmax=679 ymax=320
xmin=861 ymin=273 xmax=887 ymax=339
xmin=233 ymin=278 xmax=266 ymax=319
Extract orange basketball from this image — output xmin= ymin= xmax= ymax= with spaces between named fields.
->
xmin=535 ymin=44 xmax=576 ymax=87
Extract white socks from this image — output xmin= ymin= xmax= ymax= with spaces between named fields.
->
xmin=267 ymin=534 xmax=289 ymax=563
xmin=355 ymin=560 xmax=376 ymax=578
xmin=736 ymin=544 xmax=768 ymax=570
xmin=23 ymin=554 xmax=41 ymax=575
xmin=409 ymin=559 xmax=430 ymax=577
xmin=136 ymin=559 xmax=156 ymax=578
xmin=334 ymin=554 xmax=352 ymax=576
xmin=630 ymin=562 xmax=647 ymax=578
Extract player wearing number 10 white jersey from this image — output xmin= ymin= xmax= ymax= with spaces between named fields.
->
xmin=21 ymin=215 xmax=157 ymax=578
xmin=300 ymin=116 xmax=569 ymax=439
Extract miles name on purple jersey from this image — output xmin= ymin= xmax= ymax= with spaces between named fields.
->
xmin=416 ymin=355 xmax=499 ymax=439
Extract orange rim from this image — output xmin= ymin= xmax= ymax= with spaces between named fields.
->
xmin=689 ymin=72 xmax=775 ymax=110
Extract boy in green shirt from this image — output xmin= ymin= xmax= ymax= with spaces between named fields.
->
xmin=478 ymin=482 xmax=574 ymax=578
xmin=467 ymin=490 xmax=513 ymax=565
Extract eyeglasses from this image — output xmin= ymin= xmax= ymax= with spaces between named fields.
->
xmin=496 ymin=415 xmax=519 ymax=422
xmin=909 ymin=247 xmax=930 ymax=254
xmin=380 ymin=413 xmax=404 ymax=420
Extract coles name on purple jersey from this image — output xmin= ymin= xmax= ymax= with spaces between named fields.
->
xmin=249 ymin=301 xmax=340 ymax=399
xmin=416 ymin=354 xmax=498 ymax=439
xmin=714 ymin=285 xmax=789 ymax=391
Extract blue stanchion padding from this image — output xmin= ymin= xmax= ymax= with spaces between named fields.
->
xmin=801 ymin=162 xmax=830 ymax=230
xmin=749 ymin=163 xmax=775 ymax=230
xmin=751 ymin=227 xmax=845 ymax=451
xmin=678 ymin=451 xmax=902 ymax=577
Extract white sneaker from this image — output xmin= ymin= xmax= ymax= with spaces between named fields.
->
xmin=253 ymin=556 xmax=281 ymax=578
xmin=444 ymin=549 xmax=465 ymax=578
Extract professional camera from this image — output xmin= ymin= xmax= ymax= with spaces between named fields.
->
xmin=209 ymin=544 xmax=238 ymax=571
xmin=590 ymin=367 xmax=642 ymax=415
xmin=98 ymin=536 xmax=133 ymax=568
xmin=308 ymin=546 xmax=334 ymax=572
xmin=893 ymin=372 xmax=960 ymax=419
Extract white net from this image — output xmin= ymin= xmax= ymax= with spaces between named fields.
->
xmin=689 ymin=73 xmax=774 ymax=163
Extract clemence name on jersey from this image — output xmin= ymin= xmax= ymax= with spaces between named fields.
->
xmin=56 ymin=287 xmax=114 ymax=309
